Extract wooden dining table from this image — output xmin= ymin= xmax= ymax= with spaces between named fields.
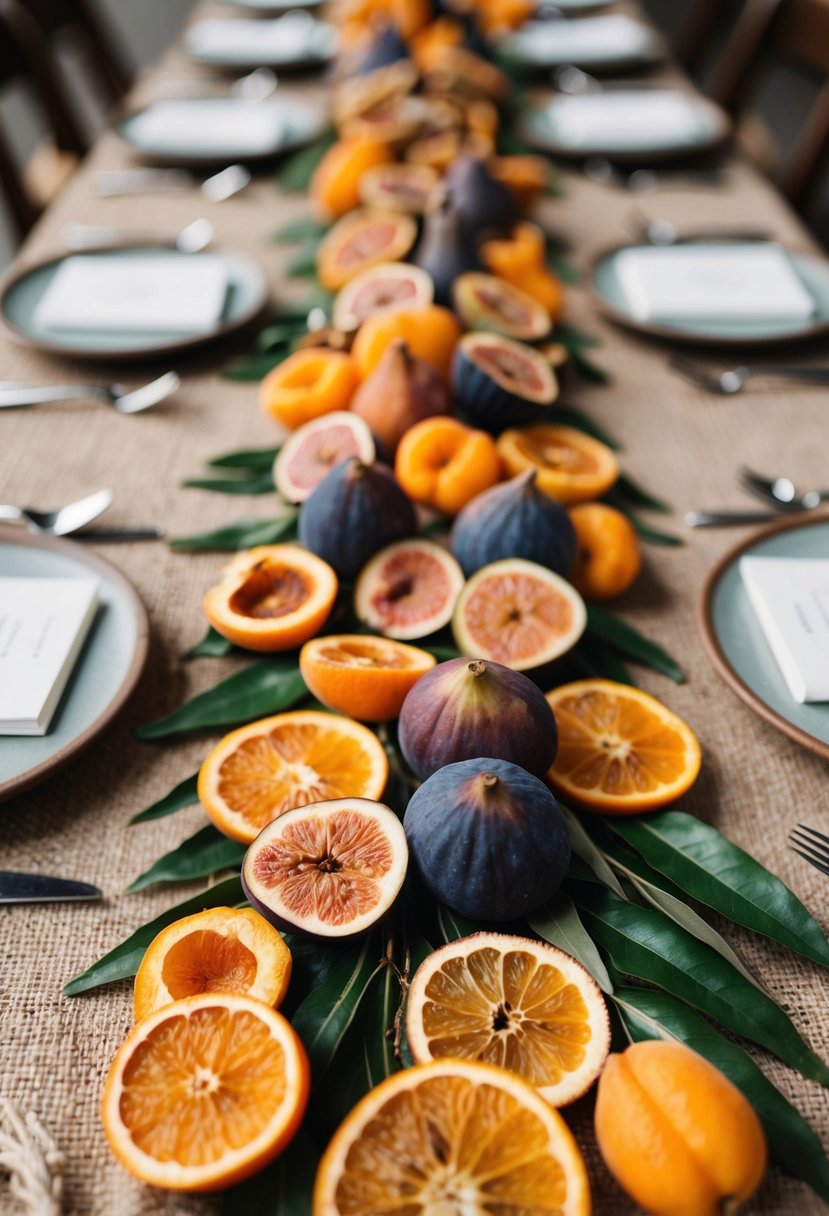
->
xmin=1 ymin=3 xmax=828 ymax=1213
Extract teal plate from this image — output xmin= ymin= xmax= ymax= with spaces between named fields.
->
xmin=184 ymin=17 xmax=337 ymax=71
xmin=0 ymin=528 xmax=149 ymax=802
xmin=591 ymin=244 xmax=829 ymax=347
xmin=500 ymin=16 xmax=664 ymax=72
xmin=700 ymin=514 xmax=829 ymax=761
xmin=0 ymin=246 xmax=268 ymax=361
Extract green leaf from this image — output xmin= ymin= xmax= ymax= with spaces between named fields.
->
xmin=604 ymin=491 xmax=684 ymax=547
xmin=550 ymin=406 xmax=620 ymax=451
xmin=554 ymin=322 xmax=601 ymax=350
xmin=613 ymin=473 xmax=672 ymax=515
xmin=586 ymin=604 xmax=685 ymax=683
xmin=285 ymin=245 xmax=320 ymax=279
xmin=125 ymin=826 xmax=245 ymax=893
xmin=436 ymin=904 xmax=484 ymax=944
xmin=572 ymin=881 xmax=829 ymax=1084
xmin=530 ymin=897 xmax=615 ymax=994
xmin=136 ymin=658 xmax=307 ymax=740
xmin=546 ymin=255 xmax=580 ymax=285
xmin=570 ymin=348 xmax=610 ymax=384
xmin=221 ymin=1127 xmax=320 ymax=1215
xmin=129 ymin=773 xmax=200 ymax=824
xmin=612 ymin=811 xmax=829 ymax=970
xmin=62 ymin=875 xmax=244 ymax=995
xmin=277 ymin=290 xmax=333 ymax=322
xmin=271 ymin=215 xmax=331 ymax=244
xmin=222 ymin=351 xmax=292 ymax=381
xmin=613 ymin=986 xmax=829 ymax=1202
xmin=255 ymin=322 xmax=305 ymax=352
xmin=276 ymin=128 xmax=337 ymax=193
xmin=170 ymin=511 xmax=298 ymax=553
xmin=422 ymin=644 xmax=462 ymax=662
xmin=185 ymin=626 xmax=237 ymax=660
xmin=291 ymin=936 xmax=383 ymax=1083
xmin=182 ymin=469 xmax=275 ymax=495
xmin=561 ymin=806 xmax=625 ymax=897
xmin=208 ymin=445 xmax=281 ymax=471
xmin=571 ymin=635 xmax=635 ymax=685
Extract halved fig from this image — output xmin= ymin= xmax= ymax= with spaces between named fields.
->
xmin=273 ymin=412 xmax=376 ymax=504
xmin=453 ymin=273 xmax=551 ymax=342
xmin=452 ymin=331 xmax=558 ymax=433
xmin=359 ymin=162 xmax=441 ymax=215
xmin=317 ymin=210 xmax=418 ymax=292
xmin=355 ymin=538 xmax=465 ymax=640
xmin=333 ymin=262 xmax=434 ymax=332
xmin=242 ymin=798 xmax=408 ymax=939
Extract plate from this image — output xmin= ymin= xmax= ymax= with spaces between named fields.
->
xmin=590 ymin=244 xmax=829 ymax=347
xmin=184 ymin=15 xmax=337 ymax=71
xmin=0 ymin=246 xmax=268 ymax=361
xmin=519 ymin=89 xmax=730 ymax=161
xmin=118 ymin=96 xmax=327 ymax=166
xmin=544 ymin=0 xmax=619 ymax=9
xmin=699 ymin=514 xmax=829 ymax=761
xmin=499 ymin=14 xmax=664 ymax=73
xmin=224 ymin=0 xmax=324 ymax=9
xmin=0 ymin=529 xmax=149 ymax=802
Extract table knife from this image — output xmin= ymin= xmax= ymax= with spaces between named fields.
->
xmin=0 ymin=871 xmax=102 ymax=904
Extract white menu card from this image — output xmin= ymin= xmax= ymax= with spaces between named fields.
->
xmin=740 ymin=557 xmax=829 ymax=703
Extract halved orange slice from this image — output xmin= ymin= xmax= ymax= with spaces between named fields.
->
xmin=243 ymin=797 xmax=408 ymax=938
xmin=203 ymin=545 xmax=338 ymax=653
xmin=453 ymin=557 xmax=587 ymax=670
xmin=546 ymin=678 xmax=702 ymax=814
xmin=312 ymin=1058 xmax=591 ymax=1215
xmin=102 ymin=993 xmax=309 ymax=1192
xmin=198 ymin=710 xmax=388 ymax=843
xmin=132 ymin=907 xmax=292 ymax=1023
xmin=406 ymin=932 xmax=610 ymax=1107
xmin=299 ymin=634 xmax=436 ymax=721
xmin=497 ymin=424 xmax=619 ymax=504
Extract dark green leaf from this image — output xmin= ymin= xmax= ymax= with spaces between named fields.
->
xmin=572 ymin=881 xmax=829 ymax=1084
xmin=546 ymin=255 xmax=580 ymax=285
xmin=422 ymin=644 xmax=462 ymax=662
xmin=571 ymin=635 xmax=635 ymax=685
xmin=586 ymin=604 xmax=685 ymax=683
xmin=223 ymin=351 xmax=291 ymax=382
xmin=170 ymin=511 xmax=298 ymax=552
xmin=129 ymin=773 xmax=200 ymax=824
xmin=136 ymin=658 xmax=307 ymax=740
xmin=182 ymin=469 xmax=275 ymax=495
xmin=612 ymin=811 xmax=829 ymax=970
xmin=185 ymin=626 xmax=237 ymax=660
xmin=271 ymin=216 xmax=331 ymax=244
xmin=604 ymin=491 xmax=683 ymax=547
xmin=550 ymin=405 xmax=620 ymax=450
xmin=613 ymin=473 xmax=672 ymax=515
xmin=613 ymin=986 xmax=829 ymax=1202
xmin=126 ymin=826 xmax=245 ymax=893
xmin=554 ymin=322 xmax=601 ymax=350
xmin=570 ymin=348 xmax=610 ymax=384
xmin=276 ymin=128 xmax=337 ymax=192
xmin=436 ymin=904 xmax=484 ymax=943
xmin=285 ymin=245 xmax=320 ymax=279
xmin=277 ymin=290 xmax=333 ymax=322
xmin=561 ymin=806 xmax=625 ymax=897
xmin=255 ymin=323 xmax=303 ymax=352
xmin=221 ymin=1127 xmax=320 ymax=1215
xmin=62 ymin=876 xmax=244 ymax=995
xmin=291 ymin=936 xmax=383 ymax=1083
xmin=530 ymin=897 xmax=614 ymax=994
xmin=209 ymin=445 xmax=281 ymax=471
xmin=540 ymin=228 xmax=572 ymax=256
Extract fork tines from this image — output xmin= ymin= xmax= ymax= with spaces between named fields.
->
xmin=789 ymin=823 xmax=829 ymax=877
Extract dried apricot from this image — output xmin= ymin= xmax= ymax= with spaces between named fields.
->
xmin=395 ymin=416 xmax=501 ymax=515
xmin=351 ymin=305 xmax=462 ymax=380
xmin=568 ymin=501 xmax=642 ymax=600
xmin=310 ymin=135 xmax=393 ymax=219
xmin=259 ymin=348 xmax=358 ymax=430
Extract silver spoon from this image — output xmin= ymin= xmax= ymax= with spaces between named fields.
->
xmin=670 ymin=354 xmax=829 ymax=395
xmin=739 ymin=466 xmax=829 ymax=512
xmin=0 ymin=489 xmax=113 ymax=535
xmin=634 ymin=215 xmax=772 ymax=246
xmin=584 ymin=157 xmax=726 ymax=192
xmin=94 ymin=165 xmax=251 ymax=202
xmin=0 ymin=371 xmax=180 ymax=414
xmin=62 ymin=217 xmax=214 ymax=253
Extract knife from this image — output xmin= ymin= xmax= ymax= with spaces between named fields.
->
xmin=0 ymin=871 xmax=102 ymax=904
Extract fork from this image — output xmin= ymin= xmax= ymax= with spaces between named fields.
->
xmin=789 ymin=824 xmax=829 ymax=878
xmin=739 ymin=465 xmax=829 ymax=512
xmin=633 ymin=214 xmax=771 ymax=247
xmin=582 ymin=157 xmax=726 ymax=193
xmin=0 ymin=489 xmax=113 ymax=535
xmin=670 ymin=354 xmax=829 ymax=395
xmin=0 ymin=371 xmax=180 ymax=414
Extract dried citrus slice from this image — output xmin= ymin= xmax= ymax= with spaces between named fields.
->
xmin=406 ymin=932 xmax=610 ymax=1107
xmin=198 ymin=710 xmax=388 ymax=843
xmin=545 ymin=679 xmax=702 ymax=814
xmin=497 ymin=424 xmax=619 ymax=504
xmin=313 ymin=1058 xmax=591 ymax=1215
xmin=203 ymin=545 xmax=338 ymax=653
xmin=132 ymin=907 xmax=292 ymax=1023
xmin=242 ymin=797 xmax=408 ymax=938
xmin=102 ymin=993 xmax=309 ymax=1192
xmin=453 ymin=557 xmax=587 ymax=670
xmin=299 ymin=634 xmax=436 ymax=721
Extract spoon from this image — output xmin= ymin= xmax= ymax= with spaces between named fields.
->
xmin=739 ymin=466 xmax=829 ymax=512
xmin=0 ymin=371 xmax=180 ymax=414
xmin=0 ymin=489 xmax=113 ymax=535
xmin=94 ymin=165 xmax=251 ymax=202
xmin=583 ymin=157 xmax=726 ymax=192
xmin=634 ymin=215 xmax=772 ymax=246
xmin=62 ymin=218 xmax=214 ymax=253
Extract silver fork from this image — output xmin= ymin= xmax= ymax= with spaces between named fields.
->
xmin=0 ymin=489 xmax=113 ymax=535
xmin=583 ymin=157 xmax=726 ymax=192
xmin=0 ymin=371 xmax=180 ymax=414
xmin=670 ymin=353 xmax=829 ymax=394
xmin=789 ymin=824 xmax=829 ymax=878
xmin=94 ymin=164 xmax=252 ymax=202
xmin=62 ymin=218 xmax=213 ymax=253
xmin=634 ymin=214 xmax=771 ymax=247
xmin=739 ymin=466 xmax=829 ymax=512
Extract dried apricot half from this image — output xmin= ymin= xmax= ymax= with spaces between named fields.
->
xmin=395 ymin=416 xmax=502 ymax=515
xmin=299 ymin=633 xmax=436 ymax=721
xmin=260 ymin=348 xmax=359 ymax=431
xmin=498 ymin=424 xmax=619 ymax=504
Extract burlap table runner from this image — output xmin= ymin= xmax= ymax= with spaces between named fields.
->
xmin=1 ymin=5 xmax=827 ymax=1212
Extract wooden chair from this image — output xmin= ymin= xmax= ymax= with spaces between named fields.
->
xmin=675 ymin=0 xmax=726 ymax=74
xmin=24 ymin=0 xmax=133 ymax=106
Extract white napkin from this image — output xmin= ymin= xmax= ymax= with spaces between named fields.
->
xmin=741 ymin=557 xmax=829 ymax=703
xmin=507 ymin=15 xmax=653 ymax=64
xmin=186 ymin=14 xmax=336 ymax=63
xmin=35 ymin=255 xmax=229 ymax=334
xmin=614 ymin=244 xmax=816 ymax=324
xmin=129 ymin=99 xmax=288 ymax=156
xmin=548 ymin=90 xmax=702 ymax=150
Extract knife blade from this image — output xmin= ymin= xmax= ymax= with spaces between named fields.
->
xmin=0 ymin=871 xmax=102 ymax=904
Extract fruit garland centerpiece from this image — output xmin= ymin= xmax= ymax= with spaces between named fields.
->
xmin=70 ymin=2 xmax=829 ymax=1211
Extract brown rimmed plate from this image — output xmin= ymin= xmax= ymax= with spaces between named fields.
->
xmin=0 ymin=528 xmax=149 ymax=801
xmin=699 ymin=512 xmax=829 ymax=761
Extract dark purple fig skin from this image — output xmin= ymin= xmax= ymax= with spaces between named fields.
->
xmin=444 ymin=155 xmax=519 ymax=240
xmin=450 ymin=469 xmax=577 ymax=578
xmin=298 ymin=457 xmax=416 ymax=580
xmin=403 ymin=757 xmax=570 ymax=921
xmin=398 ymin=657 xmax=557 ymax=779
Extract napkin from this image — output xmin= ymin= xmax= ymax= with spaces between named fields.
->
xmin=614 ymin=244 xmax=816 ymax=325
xmin=34 ymin=255 xmax=229 ymax=334
xmin=129 ymin=99 xmax=288 ymax=157
xmin=548 ymin=90 xmax=702 ymax=150
xmin=186 ymin=14 xmax=335 ymax=62
xmin=740 ymin=557 xmax=829 ymax=703
xmin=507 ymin=15 xmax=653 ymax=64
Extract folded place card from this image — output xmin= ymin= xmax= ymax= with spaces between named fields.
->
xmin=34 ymin=255 xmax=229 ymax=334
xmin=129 ymin=99 xmax=287 ymax=156
xmin=186 ymin=14 xmax=334 ymax=60
xmin=549 ymin=90 xmax=701 ymax=149
xmin=740 ymin=556 xmax=829 ymax=703
xmin=614 ymin=244 xmax=816 ymax=325
xmin=509 ymin=15 xmax=651 ymax=63
xmin=0 ymin=577 xmax=99 ymax=735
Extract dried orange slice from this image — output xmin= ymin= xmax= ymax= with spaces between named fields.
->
xmin=453 ymin=557 xmax=587 ymax=670
xmin=313 ymin=1058 xmax=591 ymax=1215
xmin=132 ymin=907 xmax=292 ymax=1023
xmin=406 ymin=932 xmax=610 ymax=1107
xmin=203 ymin=545 xmax=338 ymax=653
xmin=299 ymin=634 xmax=435 ymax=722
xmin=497 ymin=424 xmax=619 ymax=504
xmin=243 ymin=797 xmax=408 ymax=938
xmin=102 ymin=993 xmax=309 ymax=1192
xmin=545 ymin=679 xmax=702 ymax=814
xmin=198 ymin=710 xmax=388 ymax=843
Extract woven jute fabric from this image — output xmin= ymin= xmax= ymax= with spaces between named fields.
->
xmin=1 ymin=5 xmax=828 ymax=1213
